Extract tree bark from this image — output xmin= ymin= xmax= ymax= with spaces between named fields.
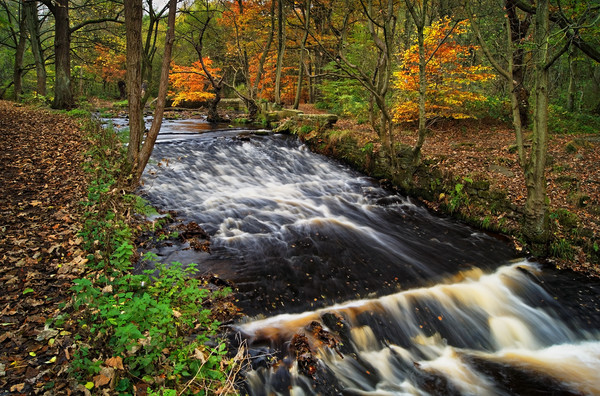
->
xmin=24 ymin=0 xmax=46 ymax=96
xmin=293 ymin=0 xmax=311 ymax=109
xmin=125 ymin=0 xmax=144 ymax=170
xmin=505 ymin=0 xmax=532 ymax=127
xmin=567 ymin=46 xmax=577 ymax=112
xmin=274 ymin=0 xmax=286 ymax=104
xmin=50 ymin=0 xmax=74 ymax=109
xmin=523 ymin=0 xmax=550 ymax=250
xmin=13 ymin=6 xmax=27 ymax=101
xmin=135 ymin=0 xmax=177 ymax=183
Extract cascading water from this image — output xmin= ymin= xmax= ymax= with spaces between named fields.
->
xmin=139 ymin=120 xmax=600 ymax=395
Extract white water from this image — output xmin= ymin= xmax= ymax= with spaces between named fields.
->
xmin=140 ymin=127 xmax=600 ymax=395
xmin=240 ymin=263 xmax=600 ymax=395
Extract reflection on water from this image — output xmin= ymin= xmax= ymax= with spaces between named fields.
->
xmin=141 ymin=128 xmax=600 ymax=395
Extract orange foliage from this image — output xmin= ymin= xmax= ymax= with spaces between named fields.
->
xmin=249 ymin=51 xmax=299 ymax=103
xmin=219 ymin=0 xmax=303 ymax=103
xmin=393 ymin=17 xmax=493 ymax=122
xmin=169 ymin=59 xmax=220 ymax=105
xmin=87 ymin=44 xmax=126 ymax=83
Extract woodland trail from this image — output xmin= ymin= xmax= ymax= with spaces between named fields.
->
xmin=0 ymin=101 xmax=88 ymax=394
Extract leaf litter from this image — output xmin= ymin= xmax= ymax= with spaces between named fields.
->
xmin=0 ymin=100 xmax=88 ymax=394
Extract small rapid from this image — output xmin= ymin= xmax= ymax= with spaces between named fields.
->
xmin=138 ymin=122 xmax=600 ymax=394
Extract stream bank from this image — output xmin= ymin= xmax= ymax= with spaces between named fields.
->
xmin=272 ymin=114 xmax=600 ymax=276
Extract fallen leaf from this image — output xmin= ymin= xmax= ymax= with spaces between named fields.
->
xmin=10 ymin=383 xmax=25 ymax=392
xmin=93 ymin=373 xmax=111 ymax=387
xmin=105 ymin=356 xmax=124 ymax=370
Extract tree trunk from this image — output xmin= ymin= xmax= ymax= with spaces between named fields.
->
xmin=207 ymin=89 xmax=222 ymax=122
xmin=25 ymin=0 xmax=46 ymax=96
xmin=249 ymin=0 xmax=275 ymax=100
xmin=135 ymin=0 xmax=177 ymax=183
xmin=523 ymin=0 xmax=550 ymax=250
xmin=13 ymin=7 xmax=27 ymax=101
xmin=293 ymin=0 xmax=311 ymax=109
xmin=505 ymin=0 xmax=532 ymax=127
xmin=125 ymin=0 xmax=144 ymax=170
xmin=412 ymin=23 xmax=427 ymax=166
xmin=406 ymin=0 xmax=429 ymax=167
xmin=567 ymin=46 xmax=576 ymax=112
xmin=51 ymin=0 xmax=74 ymax=109
xmin=274 ymin=0 xmax=286 ymax=104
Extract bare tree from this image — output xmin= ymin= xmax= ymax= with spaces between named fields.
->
xmin=135 ymin=0 xmax=177 ymax=182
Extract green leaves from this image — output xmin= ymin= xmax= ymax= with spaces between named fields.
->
xmin=70 ymin=123 xmax=235 ymax=394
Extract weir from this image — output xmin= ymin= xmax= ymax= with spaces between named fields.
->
xmin=140 ymin=119 xmax=600 ymax=395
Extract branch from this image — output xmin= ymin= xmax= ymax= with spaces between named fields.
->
xmin=545 ymin=36 xmax=571 ymax=69
xmin=514 ymin=0 xmax=600 ymax=63
xmin=71 ymin=16 xmax=124 ymax=33
xmin=465 ymin=0 xmax=510 ymax=80
xmin=424 ymin=19 xmax=463 ymax=66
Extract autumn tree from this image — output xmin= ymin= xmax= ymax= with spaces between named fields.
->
xmin=393 ymin=17 xmax=493 ymax=123
xmin=291 ymin=0 xmax=311 ymax=108
xmin=169 ymin=58 xmax=220 ymax=107
xmin=217 ymin=0 xmax=276 ymax=116
xmin=87 ymin=43 xmax=126 ymax=94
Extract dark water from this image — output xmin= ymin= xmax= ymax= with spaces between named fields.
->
xmin=139 ymin=120 xmax=600 ymax=395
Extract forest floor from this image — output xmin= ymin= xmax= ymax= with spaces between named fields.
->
xmin=0 ymin=100 xmax=88 ymax=393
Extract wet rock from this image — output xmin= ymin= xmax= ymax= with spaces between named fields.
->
xmin=321 ymin=313 xmax=354 ymax=355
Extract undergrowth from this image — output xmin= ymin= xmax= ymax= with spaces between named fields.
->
xmin=71 ymin=120 xmax=241 ymax=394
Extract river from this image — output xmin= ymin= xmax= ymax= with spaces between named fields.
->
xmin=135 ymin=118 xmax=600 ymax=395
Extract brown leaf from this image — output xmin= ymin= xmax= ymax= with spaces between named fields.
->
xmin=93 ymin=367 xmax=115 ymax=387
xmin=105 ymin=356 xmax=124 ymax=370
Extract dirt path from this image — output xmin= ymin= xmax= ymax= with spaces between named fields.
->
xmin=0 ymin=101 xmax=88 ymax=394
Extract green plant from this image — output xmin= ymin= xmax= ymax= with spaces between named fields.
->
xmin=550 ymin=208 xmax=579 ymax=231
xmin=299 ymin=125 xmax=314 ymax=135
xmin=447 ymin=177 xmax=471 ymax=213
xmin=550 ymin=238 xmax=575 ymax=260
xmin=114 ymin=99 xmax=129 ymax=108
xmin=360 ymin=142 xmax=374 ymax=154
xmin=233 ymin=117 xmax=250 ymax=124
xmin=481 ymin=216 xmax=491 ymax=229
xmin=548 ymin=104 xmax=600 ymax=135
xmin=66 ymin=108 xmax=91 ymax=118
xmin=70 ymin=120 xmax=239 ymax=394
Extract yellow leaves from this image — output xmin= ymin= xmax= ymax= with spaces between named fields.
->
xmin=169 ymin=59 xmax=220 ymax=105
xmin=393 ymin=16 xmax=493 ymax=123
